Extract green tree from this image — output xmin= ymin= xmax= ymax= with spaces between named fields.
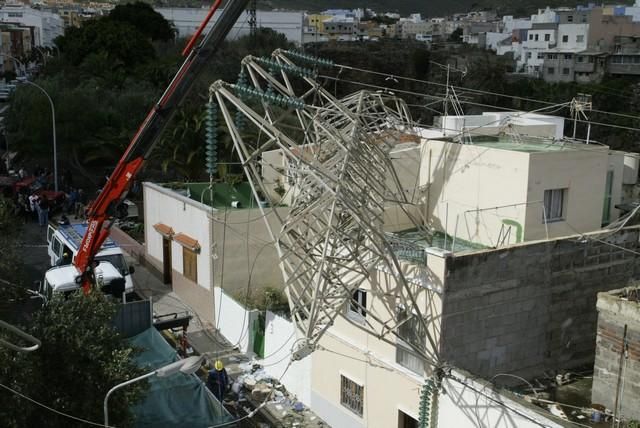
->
xmin=56 ymin=18 xmax=156 ymax=68
xmin=448 ymin=27 xmax=463 ymax=43
xmin=154 ymin=106 xmax=207 ymax=181
xmin=108 ymin=2 xmax=175 ymax=42
xmin=0 ymin=197 xmax=25 ymax=317
xmin=0 ymin=292 xmax=147 ymax=427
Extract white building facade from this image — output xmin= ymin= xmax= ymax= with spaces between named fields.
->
xmin=0 ymin=4 xmax=63 ymax=47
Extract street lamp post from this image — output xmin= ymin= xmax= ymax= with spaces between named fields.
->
xmin=23 ymin=79 xmax=57 ymax=192
xmin=0 ymin=54 xmax=58 ymax=191
xmin=103 ymin=355 xmax=204 ymax=427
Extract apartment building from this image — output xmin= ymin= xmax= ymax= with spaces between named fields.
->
xmin=0 ymin=3 xmax=63 ymax=47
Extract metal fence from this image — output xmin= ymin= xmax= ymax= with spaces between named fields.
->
xmin=113 ymin=298 xmax=152 ymax=338
xmin=385 ymin=232 xmax=427 ymax=265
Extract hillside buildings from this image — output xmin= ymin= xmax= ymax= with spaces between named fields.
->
xmin=300 ymin=2 xmax=640 ymax=83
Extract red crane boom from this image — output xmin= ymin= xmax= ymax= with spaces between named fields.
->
xmin=74 ymin=0 xmax=249 ymax=292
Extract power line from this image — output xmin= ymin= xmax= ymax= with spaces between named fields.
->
xmin=327 ymin=63 xmax=640 ymax=126
xmin=320 ymin=73 xmax=640 ymax=134
xmin=0 ymin=382 xmax=112 ymax=427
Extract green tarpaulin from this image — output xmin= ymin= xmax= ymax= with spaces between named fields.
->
xmin=127 ymin=328 xmax=233 ymax=427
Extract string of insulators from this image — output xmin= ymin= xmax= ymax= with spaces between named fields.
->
xmin=205 ymin=100 xmax=218 ymax=175
xmin=254 ymin=56 xmax=316 ymax=78
xmin=236 ymin=68 xmax=248 ymax=87
xmin=235 ymin=109 xmax=246 ymax=132
xmin=234 ymin=68 xmax=248 ymax=131
xmin=233 ymin=84 xmax=305 ymax=110
xmin=283 ymin=50 xmax=334 ymax=67
xmin=266 ymin=66 xmax=276 ymax=97
xmin=418 ymin=378 xmax=438 ymax=428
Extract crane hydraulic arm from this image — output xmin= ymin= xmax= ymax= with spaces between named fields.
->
xmin=74 ymin=0 xmax=249 ymax=292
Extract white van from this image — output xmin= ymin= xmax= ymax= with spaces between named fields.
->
xmin=46 ymin=223 xmax=135 ymax=294
xmin=38 ymin=262 xmax=124 ymax=303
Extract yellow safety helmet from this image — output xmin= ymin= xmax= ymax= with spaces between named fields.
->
xmin=214 ymin=360 xmax=224 ymax=371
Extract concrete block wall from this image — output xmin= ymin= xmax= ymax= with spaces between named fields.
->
xmin=440 ymin=227 xmax=640 ymax=380
xmin=592 ymin=288 xmax=640 ymax=421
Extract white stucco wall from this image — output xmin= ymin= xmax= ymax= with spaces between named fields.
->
xmin=439 ymin=370 xmax=564 ymax=428
xmin=557 ymin=23 xmax=588 ymax=50
xmin=144 ymin=182 xmax=213 ymax=289
xmin=213 ymin=286 xmax=257 ymax=354
xmin=311 ymin=331 xmax=423 ymax=428
xmin=523 ymin=145 xmax=610 ymax=241
xmin=421 ymin=140 xmax=531 ymax=247
xmin=262 ymin=310 xmax=312 ymax=405
xmin=308 ymin=254 xmax=446 ymax=428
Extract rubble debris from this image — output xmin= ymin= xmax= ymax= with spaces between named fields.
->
xmin=251 ymin=383 xmax=272 ymax=401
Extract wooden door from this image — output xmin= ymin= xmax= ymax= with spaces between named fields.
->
xmin=162 ymin=237 xmax=172 ymax=285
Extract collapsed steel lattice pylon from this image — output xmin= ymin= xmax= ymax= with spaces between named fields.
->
xmin=209 ymin=50 xmax=440 ymax=366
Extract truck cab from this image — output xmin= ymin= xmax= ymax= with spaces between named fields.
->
xmin=39 ymin=262 xmax=124 ymax=303
xmin=46 ymin=223 xmax=135 ymax=294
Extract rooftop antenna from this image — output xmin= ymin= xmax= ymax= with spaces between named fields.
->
xmin=430 ymin=60 xmax=467 ymax=133
xmin=571 ymin=93 xmax=592 ymax=143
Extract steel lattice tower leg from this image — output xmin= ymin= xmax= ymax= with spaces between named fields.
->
xmin=248 ymin=0 xmax=257 ymax=39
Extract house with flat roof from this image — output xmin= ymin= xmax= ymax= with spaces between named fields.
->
xmin=143 ymin=181 xmax=288 ymax=327
xmin=422 ymin=135 xmax=624 ymax=248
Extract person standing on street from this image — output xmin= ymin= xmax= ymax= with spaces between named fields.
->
xmin=29 ymin=193 xmax=39 ymax=222
xmin=38 ymin=196 xmax=49 ymax=227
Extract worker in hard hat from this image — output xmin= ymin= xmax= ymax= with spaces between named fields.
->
xmin=57 ymin=251 xmax=72 ymax=266
xmin=207 ymin=359 xmax=229 ymax=402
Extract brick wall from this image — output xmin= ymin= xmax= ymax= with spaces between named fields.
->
xmin=592 ymin=289 xmax=640 ymax=420
xmin=440 ymin=227 xmax=640 ymax=380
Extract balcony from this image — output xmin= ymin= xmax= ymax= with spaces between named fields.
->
xmin=608 ymin=62 xmax=640 ymax=75
xmin=574 ymin=62 xmax=595 ymax=72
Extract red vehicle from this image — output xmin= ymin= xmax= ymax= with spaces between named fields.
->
xmin=11 ymin=175 xmax=65 ymax=209
xmin=67 ymin=0 xmax=250 ymax=292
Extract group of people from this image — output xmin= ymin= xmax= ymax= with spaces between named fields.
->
xmin=9 ymin=165 xmax=88 ymax=226
xmin=12 ymin=192 xmax=50 ymax=226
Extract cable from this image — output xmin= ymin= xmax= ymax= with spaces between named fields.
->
xmin=330 ymin=61 xmax=640 ymax=121
xmin=489 ymin=373 xmax=540 ymax=398
xmin=320 ymin=73 xmax=640 ymax=134
xmin=0 ymin=382 xmax=112 ymax=427
xmin=563 ymin=220 xmax=640 ymax=257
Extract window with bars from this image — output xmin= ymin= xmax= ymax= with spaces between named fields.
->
xmin=543 ymin=188 xmax=567 ymax=222
xmin=340 ymin=375 xmax=364 ymax=416
xmin=183 ymin=247 xmax=198 ymax=283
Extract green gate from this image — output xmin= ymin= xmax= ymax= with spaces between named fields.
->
xmin=252 ymin=312 xmax=265 ymax=358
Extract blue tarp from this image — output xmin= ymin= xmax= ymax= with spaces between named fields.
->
xmin=127 ymin=328 xmax=233 ymax=427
